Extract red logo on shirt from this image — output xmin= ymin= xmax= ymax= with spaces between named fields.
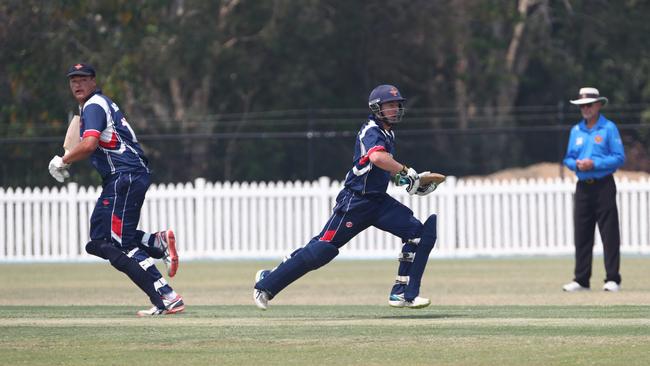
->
xmin=594 ymin=135 xmax=603 ymax=144
xmin=102 ymin=199 xmax=110 ymax=206
xmin=346 ymin=221 xmax=353 ymax=228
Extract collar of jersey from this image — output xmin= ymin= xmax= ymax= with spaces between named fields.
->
xmin=579 ymin=114 xmax=606 ymax=132
xmin=369 ymin=116 xmax=391 ymax=132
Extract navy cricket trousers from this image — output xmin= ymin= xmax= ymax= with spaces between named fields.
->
xmin=90 ymin=172 xmax=150 ymax=251
xmin=313 ymin=188 xmax=424 ymax=248
xmin=89 ymin=171 xmax=173 ymax=298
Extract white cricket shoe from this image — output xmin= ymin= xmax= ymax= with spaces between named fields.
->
xmin=136 ymin=295 xmax=185 ymax=317
xmin=562 ymin=281 xmax=590 ymax=292
xmin=388 ymin=293 xmax=431 ymax=309
xmin=253 ymin=269 xmax=271 ymax=310
xmin=136 ymin=306 xmax=168 ymax=317
xmin=254 ymin=290 xmax=270 ymax=310
xmin=603 ymin=281 xmax=620 ymax=292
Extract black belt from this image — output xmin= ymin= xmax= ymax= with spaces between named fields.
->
xmin=581 ymin=174 xmax=612 ymax=185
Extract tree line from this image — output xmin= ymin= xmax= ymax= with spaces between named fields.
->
xmin=1 ymin=0 xmax=649 ymax=186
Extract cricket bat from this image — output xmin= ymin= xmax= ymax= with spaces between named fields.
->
xmin=63 ymin=115 xmax=80 ymax=156
xmin=418 ymin=172 xmax=446 ymax=186
xmin=396 ymin=171 xmax=446 ymax=187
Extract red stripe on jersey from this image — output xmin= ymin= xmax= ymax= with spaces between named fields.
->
xmin=320 ymin=230 xmax=336 ymax=242
xmin=99 ymin=132 xmax=119 ymax=149
xmin=83 ymin=130 xmax=101 ymax=138
xmin=358 ymin=145 xmax=386 ymax=166
xmin=111 ymin=214 xmax=123 ymax=240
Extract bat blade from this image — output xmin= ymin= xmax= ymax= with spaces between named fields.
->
xmin=419 ymin=172 xmax=446 ymax=186
xmin=63 ymin=115 xmax=80 ymax=155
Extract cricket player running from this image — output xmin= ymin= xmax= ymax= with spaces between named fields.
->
xmin=254 ymin=84 xmax=439 ymax=310
xmin=48 ymin=63 xmax=184 ymax=316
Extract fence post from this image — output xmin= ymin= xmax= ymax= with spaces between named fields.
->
xmin=441 ymin=176 xmax=457 ymax=255
xmin=6 ymin=188 xmax=15 ymax=259
xmin=15 ymin=188 xmax=24 ymax=259
xmin=24 ymin=188 xmax=33 ymax=259
xmin=66 ymin=182 xmax=79 ymax=259
xmin=318 ymin=176 xmax=331 ymax=225
xmin=194 ymin=178 xmax=207 ymax=256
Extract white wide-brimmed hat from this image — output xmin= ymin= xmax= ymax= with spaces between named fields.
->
xmin=570 ymin=87 xmax=608 ymax=106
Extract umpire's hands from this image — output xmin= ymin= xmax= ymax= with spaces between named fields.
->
xmin=393 ymin=165 xmax=420 ymax=195
xmin=48 ymin=155 xmax=70 ymax=183
xmin=576 ymin=158 xmax=594 ymax=171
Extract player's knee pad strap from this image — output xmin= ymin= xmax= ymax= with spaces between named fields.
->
xmin=395 ymin=275 xmax=409 ymax=284
xmin=398 ymin=252 xmax=415 ymax=262
xmin=302 ymin=241 xmax=339 ymax=270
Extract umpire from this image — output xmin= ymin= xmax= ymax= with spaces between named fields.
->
xmin=562 ymin=87 xmax=625 ymax=292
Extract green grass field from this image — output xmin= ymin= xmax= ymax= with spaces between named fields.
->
xmin=2 ymin=257 xmax=650 ymax=365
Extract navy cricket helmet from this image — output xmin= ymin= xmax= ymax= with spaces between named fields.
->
xmin=368 ymin=84 xmax=406 ymax=123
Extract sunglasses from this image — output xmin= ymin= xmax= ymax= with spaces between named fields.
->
xmin=579 ymin=102 xmax=596 ymax=109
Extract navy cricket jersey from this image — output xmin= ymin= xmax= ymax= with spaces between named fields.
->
xmin=79 ymin=90 xmax=150 ymax=179
xmin=343 ymin=118 xmax=395 ymax=195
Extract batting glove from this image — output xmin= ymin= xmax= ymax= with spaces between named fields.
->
xmin=48 ymin=155 xmax=70 ymax=183
xmin=393 ymin=165 xmax=420 ymax=195
xmin=414 ymin=171 xmax=439 ymax=196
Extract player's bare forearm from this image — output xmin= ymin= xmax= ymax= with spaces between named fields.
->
xmin=369 ymin=150 xmax=407 ymax=175
xmin=62 ymin=136 xmax=99 ymax=164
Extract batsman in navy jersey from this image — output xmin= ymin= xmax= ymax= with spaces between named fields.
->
xmin=48 ymin=63 xmax=184 ymax=316
xmin=254 ymin=84 xmax=439 ymax=309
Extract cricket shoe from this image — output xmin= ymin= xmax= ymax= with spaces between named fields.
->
xmin=157 ymin=230 xmax=179 ymax=277
xmin=603 ymin=281 xmax=620 ymax=292
xmin=136 ymin=295 xmax=185 ymax=317
xmin=562 ymin=281 xmax=590 ymax=292
xmin=136 ymin=306 xmax=168 ymax=317
xmin=163 ymin=295 xmax=185 ymax=314
xmin=253 ymin=269 xmax=271 ymax=310
xmin=388 ymin=293 xmax=431 ymax=309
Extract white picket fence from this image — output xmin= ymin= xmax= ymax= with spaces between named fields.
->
xmin=1 ymin=176 xmax=649 ymax=262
